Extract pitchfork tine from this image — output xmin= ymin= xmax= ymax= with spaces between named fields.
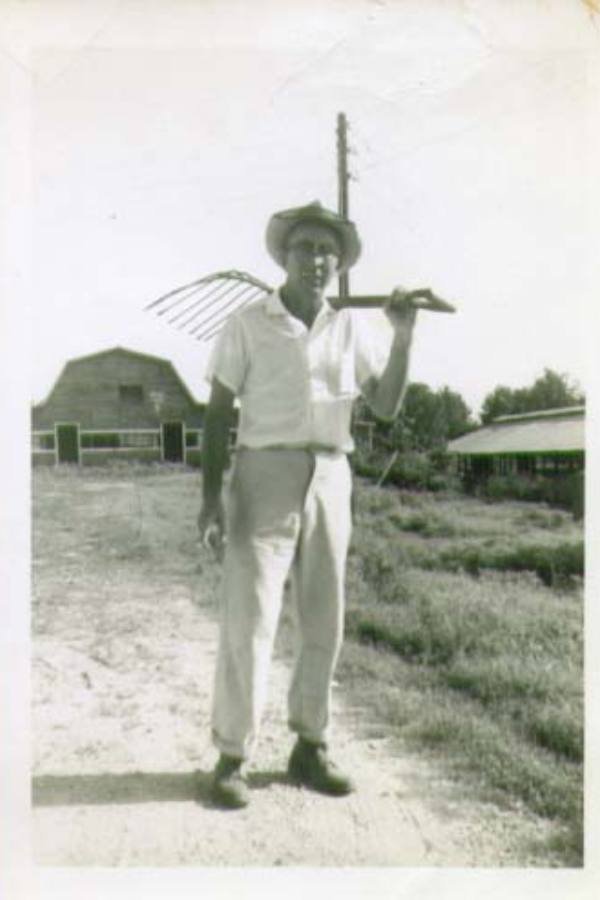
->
xmin=188 ymin=283 xmax=258 ymax=337
xmin=144 ymin=277 xmax=214 ymax=312
xmin=168 ymin=280 xmax=240 ymax=326
xmin=174 ymin=279 xmax=253 ymax=329
xmin=197 ymin=291 xmax=264 ymax=341
xmin=144 ymin=271 xmax=246 ymax=313
xmin=161 ymin=283 xmax=222 ymax=323
xmin=194 ymin=293 xmax=259 ymax=342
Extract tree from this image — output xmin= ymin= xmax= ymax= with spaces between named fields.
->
xmin=480 ymin=369 xmax=584 ymax=424
xmin=527 ymin=369 xmax=584 ymax=412
xmin=352 ymin=383 xmax=474 ymax=452
xmin=392 ymin=383 xmax=474 ymax=451
xmin=437 ymin=386 xmax=475 ymax=441
xmin=480 ymin=385 xmax=517 ymax=425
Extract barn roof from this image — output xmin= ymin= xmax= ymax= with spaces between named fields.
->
xmin=448 ymin=406 xmax=585 ymax=455
xmin=67 ymin=345 xmax=187 ymax=366
xmin=37 ymin=346 xmax=202 ymax=409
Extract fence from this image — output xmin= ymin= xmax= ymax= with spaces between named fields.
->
xmin=31 ymin=427 xmax=204 ymax=467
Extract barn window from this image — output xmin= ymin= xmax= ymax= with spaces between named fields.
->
xmin=81 ymin=432 xmax=120 ymax=448
xmin=119 ymin=384 xmax=144 ymax=404
xmin=32 ymin=432 xmax=55 ymax=451
xmin=120 ymin=432 xmax=158 ymax=448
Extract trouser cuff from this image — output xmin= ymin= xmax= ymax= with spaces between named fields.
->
xmin=211 ymin=728 xmax=251 ymax=762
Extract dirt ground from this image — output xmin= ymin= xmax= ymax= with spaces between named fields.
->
xmin=31 ymin=469 xmax=555 ymax=867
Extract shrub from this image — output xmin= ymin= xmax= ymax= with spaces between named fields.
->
xmin=349 ymin=447 xmax=390 ymax=481
xmin=499 ymin=542 xmax=584 ymax=586
xmin=480 ymin=472 xmax=584 ymax=516
xmin=427 ymin=472 xmax=461 ymax=492
xmin=389 ymin=510 xmax=460 ymax=538
xmin=429 ymin=541 xmax=584 ymax=586
xmin=353 ymin=484 xmax=401 ymax=517
xmin=445 ymin=656 xmax=555 ymax=704
xmin=395 ymin=490 xmax=427 ymax=508
xmin=517 ymin=509 xmax=567 ymax=530
xmin=387 ymin=452 xmax=434 ymax=489
xmin=350 ymin=449 xmax=459 ymax=492
xmin=482 ymin=475 xmax=544 ymax=503
xmin=550 ymin=473 xmax=584 ymax=520
xmin=527 ymin=709 xmax=583 ymax=763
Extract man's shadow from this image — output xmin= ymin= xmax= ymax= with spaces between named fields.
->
xmin=32 ymin=769 xmax=290 ymax=810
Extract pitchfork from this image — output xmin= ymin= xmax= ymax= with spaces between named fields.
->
xmin=144 ymin=270 xmax=456 ymax=341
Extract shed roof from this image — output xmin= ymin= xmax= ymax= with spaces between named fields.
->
xmin=448 ymin=406 xmax=585 ymax=455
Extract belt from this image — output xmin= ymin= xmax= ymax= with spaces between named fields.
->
xmin=238 ymin=444 xmax=345 ymax=457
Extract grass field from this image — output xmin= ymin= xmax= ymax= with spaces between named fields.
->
xmin=341 ymin=480 xmax=584 ymax=865
xmin=32 ymin=464 xmax=584 ymax=866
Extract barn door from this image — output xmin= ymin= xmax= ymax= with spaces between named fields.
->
xmin=56 ymin=423 xmax=80 ymax=464
xmin=161 ymin=421 xmax=184 ymax=463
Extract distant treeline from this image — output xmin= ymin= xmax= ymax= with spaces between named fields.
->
xmin=354 ymin=368 xmax=584 ymax=453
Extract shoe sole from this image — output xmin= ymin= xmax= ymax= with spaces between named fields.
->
xmin=287 ymin=765 xmax=354 ymax=796
xmin=210 ymin=784 xmax=250 ymax=809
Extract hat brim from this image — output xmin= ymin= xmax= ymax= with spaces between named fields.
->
xmin=266 ymin=203 xmax=361 ymax=273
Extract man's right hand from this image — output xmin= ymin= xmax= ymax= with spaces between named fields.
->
xmin=197 ymin=500 xmax=226 ymax=561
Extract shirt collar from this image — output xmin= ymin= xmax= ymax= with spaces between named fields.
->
xmin=264 ymin=290 xmax=288 ymax=316
xmin=265 ymin=289 xmax=335 ymax=319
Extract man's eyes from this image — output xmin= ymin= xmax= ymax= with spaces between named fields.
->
xmin=289 ymin=242 xmax=340 ymax=256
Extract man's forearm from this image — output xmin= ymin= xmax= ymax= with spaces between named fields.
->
xmin=201 ymin=405 xmax=232 ymax=507
xmin=365 ymin=330 xmax=413 ymax=422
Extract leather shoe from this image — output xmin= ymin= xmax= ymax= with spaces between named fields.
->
xmin=288 ymin=738 xmax=354 ymax=796
xmin=211 ymin=754 xmax=250 ymax=809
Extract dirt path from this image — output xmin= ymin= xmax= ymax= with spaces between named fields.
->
xmin=31 ymin=577 xmax=546 ymax=868
xmin=31 ymin=471 xmax=550 ymax=867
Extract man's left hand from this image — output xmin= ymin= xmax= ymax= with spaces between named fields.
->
xmin=385 ymin=287 xmax=418 ymax=336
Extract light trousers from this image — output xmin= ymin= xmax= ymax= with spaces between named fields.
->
xmin=211 ymin=447 xmax=353 ymax=760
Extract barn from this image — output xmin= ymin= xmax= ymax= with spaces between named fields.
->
xmin=31 ymin=347 xmax=207 ymax=467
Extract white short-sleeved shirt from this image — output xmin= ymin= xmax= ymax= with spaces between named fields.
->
xmin=205 ymin=290 xmax=388 ymax=453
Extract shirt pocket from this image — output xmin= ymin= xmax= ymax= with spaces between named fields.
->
xmin=323 ymin=353 xmax=357 ymax=398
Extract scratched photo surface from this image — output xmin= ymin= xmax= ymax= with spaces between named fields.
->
xmin=4 ymin=0 xmax=598 ymax=897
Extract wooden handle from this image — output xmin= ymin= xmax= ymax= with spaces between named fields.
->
xmin=329 ymin=291 xmax=456 ymax=313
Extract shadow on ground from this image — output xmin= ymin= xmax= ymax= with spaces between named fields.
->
xmin=32 ymin=769 xmax=289 ymax=810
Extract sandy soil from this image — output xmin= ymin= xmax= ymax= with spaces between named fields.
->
xmin=31 ymin=471 xmax=554 ymax=867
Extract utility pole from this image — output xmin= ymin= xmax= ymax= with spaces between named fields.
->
xmin=336 ymin=112 xmax=350 ymax=299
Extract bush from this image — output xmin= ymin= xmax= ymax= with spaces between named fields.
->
xmin=350 ymin=448 xmax=460 ymax=492
xmin=350 ymin=447 xmax=390 ymax=481
xmin=517 ymin=509 xmax=567 ymax=530
xmin=480 ymin=472 xmax=584 ymax=516
xmin=387 ymin=452 xmax=433 ymax=489
xmin=389 ymin=510 xmax=461 ymax=538
xmin=527 ymin=709 xmax=583 ymax=763
xmin=482 ymin=475 xmax=543 ymax=503
xmin=430 ymin=541 xmax=584 ymax=586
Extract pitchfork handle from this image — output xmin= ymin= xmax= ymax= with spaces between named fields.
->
xmin=329 ymin=291 xmax=456 ymax=313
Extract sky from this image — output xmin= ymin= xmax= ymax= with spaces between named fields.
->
xmin=6 ymin=0 xmax=600 ymax=417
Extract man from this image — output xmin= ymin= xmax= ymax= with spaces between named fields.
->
xmin=198 ymin=200 xmax=417 ymax=809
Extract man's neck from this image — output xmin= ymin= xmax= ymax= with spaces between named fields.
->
xmin=280 ymin=283 xmax=325 ymax=329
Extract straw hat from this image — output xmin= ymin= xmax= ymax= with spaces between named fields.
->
xmin=265 ymin=201 xmax=361 ymax=272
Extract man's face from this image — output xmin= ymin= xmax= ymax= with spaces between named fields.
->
xmin=283 ymin=222 xmax=342 ymax=296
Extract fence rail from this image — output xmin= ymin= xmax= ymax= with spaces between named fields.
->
xmin=31 ymin=426 xmax=204 ymax=466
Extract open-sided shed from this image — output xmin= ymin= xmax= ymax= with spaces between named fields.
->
xmin=447 ymin=406 xmax=585 ymax=482
xmin=31 ymin=347 xmax=206 ymax=466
